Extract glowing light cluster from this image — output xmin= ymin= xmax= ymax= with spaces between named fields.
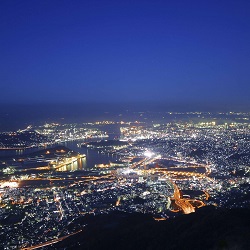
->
xmin=144 ymin=151 xmax=154 ymax=158
xmin=0 ymin=181 xmax=19 ymax=188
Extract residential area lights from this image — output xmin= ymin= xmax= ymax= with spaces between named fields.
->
xmin=0 ymin=111 xmax=249 ymax=249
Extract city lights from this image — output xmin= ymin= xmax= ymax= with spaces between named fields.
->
xmin=144 ymin=151 xmax=154 ymax=158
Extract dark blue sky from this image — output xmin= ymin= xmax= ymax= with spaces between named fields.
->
xmin=0 ymin=0 xmax=249 ymax=109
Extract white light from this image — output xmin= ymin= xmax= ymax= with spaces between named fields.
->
xmin=0 ymin=181 xmax=19 ymax=188
xmin=144 ymin=151 xmax=154 ymax=158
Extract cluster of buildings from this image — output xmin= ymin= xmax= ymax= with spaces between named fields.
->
xmin=0 ymin=123 xmax=109 ymax=150
xmin=0 ymin=170 xmax=176 ymax=249
xmin=0 ymin=111 xmax=249 ymax=248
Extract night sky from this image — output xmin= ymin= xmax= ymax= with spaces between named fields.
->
xmin=0 ymin=0 xmax=250 ymax=109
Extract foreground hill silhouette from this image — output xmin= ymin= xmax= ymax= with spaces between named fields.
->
xmin=54 ymin=206 xmax=250 ymax=250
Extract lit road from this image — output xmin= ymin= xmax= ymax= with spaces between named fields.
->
xmin=21 ymin=229 xmax=82 ymax=250
xmin=160 ymin=157 xmax=211 ymax=175
xmin=131 ymin=155 xmax=160 ymax=169
xmin=153 ymin=168 xmax=210 ymax=179
xmin=129 ymin=155 xmax=209 ymax=213
xmin=203 ymin=190 xmax=210 ymax=200
xmin=172 ymin=183 xmax=195 ymax=214
xmin=130 ymin=158 xmax=148 ymax=169
xmin=53 ymin=190 xmax=65 ymax=221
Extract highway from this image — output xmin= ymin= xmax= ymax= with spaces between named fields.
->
xmin=128 ymin=155 xmax=209 ymax=213
xmin=160 ymin=157 xmax=212 ymax=175
xmin=153 ymin=168 xmax=210 ymax=179
xmin=21 ymin=229 xmax=83 ymax=250
xmin=172 ymin=183 xmax=195 ymax=214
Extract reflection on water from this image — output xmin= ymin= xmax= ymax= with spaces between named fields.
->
xmin=0 ymin=147 xmax=47 ymax=157
xmin=63 ymin=141 xmax=118 ymax=169
xmin=0 ymin=141 xmax=118 ymax=170
xmin=57 ymin=157 xmax=85 ymax=172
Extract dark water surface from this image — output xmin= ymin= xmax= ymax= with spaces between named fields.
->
xmin=0 ymin=141 xmax=118 ymax=169
xmin=0 ymin=102 xmax=233 ymax=132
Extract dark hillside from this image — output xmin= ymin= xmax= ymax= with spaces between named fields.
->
xmin=54 ymin=206 xmax=250 ymax=250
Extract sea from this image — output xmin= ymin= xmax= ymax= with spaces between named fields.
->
xmin=0 ymin=102 xmax=232 ymax=131
xmin=0 ymin=103 xmax=136 ymax=168
xmin=0 ymin=102 xmax=246 ymax=168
